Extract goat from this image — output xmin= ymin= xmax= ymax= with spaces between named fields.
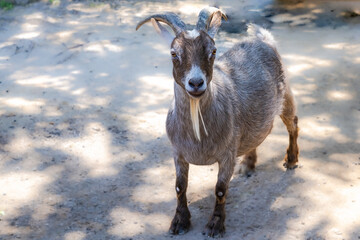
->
xmin=136 ymin=7 xmax=299 ymax=238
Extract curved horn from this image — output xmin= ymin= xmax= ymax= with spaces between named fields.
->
xmin=196 ymin=7 xmax=227 ymax=38
xmin=136 ymin=13 xmax=186 ymax=35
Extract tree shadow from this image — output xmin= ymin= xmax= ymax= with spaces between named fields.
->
xmin=0 ymin=1 xmax=359 ymax=240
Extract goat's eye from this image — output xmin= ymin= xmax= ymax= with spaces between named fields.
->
xmin=171 ymin=52 xmax=177 ymax=58
xmin=212 ymin=49 xmax=217 ymax=55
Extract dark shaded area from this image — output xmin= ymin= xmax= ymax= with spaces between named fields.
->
xmin=220 ymin=0 xmax=360 ymax=34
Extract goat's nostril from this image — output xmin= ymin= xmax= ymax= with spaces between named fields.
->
xmin=189 ymin=78 xmax=204 ymax=89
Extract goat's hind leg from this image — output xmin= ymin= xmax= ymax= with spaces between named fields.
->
xmin=280 ymin=88 xmax=299 ymax=169
xmin=169 ymin=155 xmax=191 ymax=235
xmin=238 ymin=148 xmax=257 ymax=177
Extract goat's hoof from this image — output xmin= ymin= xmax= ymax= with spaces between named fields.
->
xmin=169 ymin=212 xmax=191 ymax=235
xmin=283 ymin=153 xmax=298 ymax=169
xmin=203 ymin=216 xmax=225 ymax=238
xmin=283 ymin=162 xmax=298 ymax=170
xmin=238 ymin=163 xmax=255 ymax=177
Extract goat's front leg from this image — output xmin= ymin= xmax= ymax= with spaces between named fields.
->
xmin=169 ymin=154 xmax=191 ymax=235
xmin=204 ymin=154 xmax=235 ymax=238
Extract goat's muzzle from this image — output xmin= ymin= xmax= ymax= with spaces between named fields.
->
xmin=187 ymin=77 xmax=206 ymax=98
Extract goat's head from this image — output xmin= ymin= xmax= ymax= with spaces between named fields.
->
xmin=136 ymin=7 xmax=226 ymax=141
xmin=136 ymin=7 xmax=227 ymax=99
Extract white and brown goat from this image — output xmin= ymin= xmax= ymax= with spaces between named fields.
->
xmin=136 ymin=7 xmax=299 ymax=238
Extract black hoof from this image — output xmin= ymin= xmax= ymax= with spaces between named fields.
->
xmin=169 ymin=211 xmax=191 ymax=235
xmin=203 ymin=216 xmax=225 ymax=238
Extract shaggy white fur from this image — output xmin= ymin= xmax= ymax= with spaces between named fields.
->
xmin=190 ymin=98 xmax=208 ymax=141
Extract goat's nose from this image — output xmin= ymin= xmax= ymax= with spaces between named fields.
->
xmin=188 ymin=78 xmax=204 ymax=90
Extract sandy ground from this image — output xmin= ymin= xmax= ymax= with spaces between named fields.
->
xmin=0 ymin=0 xmax=360 ymax=239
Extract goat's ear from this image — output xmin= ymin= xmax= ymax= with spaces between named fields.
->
xmin=206 ymin=11 xmax=226 ymax=39
xmin=196 ymin=7 xmax=227 ymax=39
xmin=151 ymin=18 xmax=174 ymax=46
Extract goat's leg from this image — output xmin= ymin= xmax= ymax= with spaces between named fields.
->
xmin=280 ymin=88 xmax=299 ymax=169
xmin=204 ymin=155 xmax=235 ymax=237
xmin=238 ymin=148 xmax=257 ymax=177
xmin=169 ymin=155 xmax=191 ymax=235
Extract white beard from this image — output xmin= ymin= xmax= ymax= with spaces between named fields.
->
xmin=189 ymin=98 xmax=208 ymax=141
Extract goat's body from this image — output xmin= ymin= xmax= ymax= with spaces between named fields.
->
xmin=166 ymin=26 xmax=286 ymax=165
xmin=137 ymin=11 xmax=299 ymax=236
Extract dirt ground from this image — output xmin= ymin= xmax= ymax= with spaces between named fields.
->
xmin=0 ymin=0 xmax=359 ymax=239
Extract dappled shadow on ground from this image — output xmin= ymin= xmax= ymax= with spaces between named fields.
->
xmin=0 ymin=2 xmax=175 ymax=239
xmin=0 ymin=1 xmax=359 ymax=240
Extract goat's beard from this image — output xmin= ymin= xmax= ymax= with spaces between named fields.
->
xmin=189 ymin=98 xmax=208 ymax=141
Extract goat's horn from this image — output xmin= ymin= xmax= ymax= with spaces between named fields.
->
xmin=196 ymin=7 xmax=227 ymax=31
xmin=136 ymin=13 xmax=186 ymax=35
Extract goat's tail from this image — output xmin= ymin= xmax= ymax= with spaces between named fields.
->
xmin=247 ymin=23 xmax=276 ymax=47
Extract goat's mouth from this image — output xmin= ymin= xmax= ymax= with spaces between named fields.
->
xmin=187 ymin=90 xmax=205 ymax=98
